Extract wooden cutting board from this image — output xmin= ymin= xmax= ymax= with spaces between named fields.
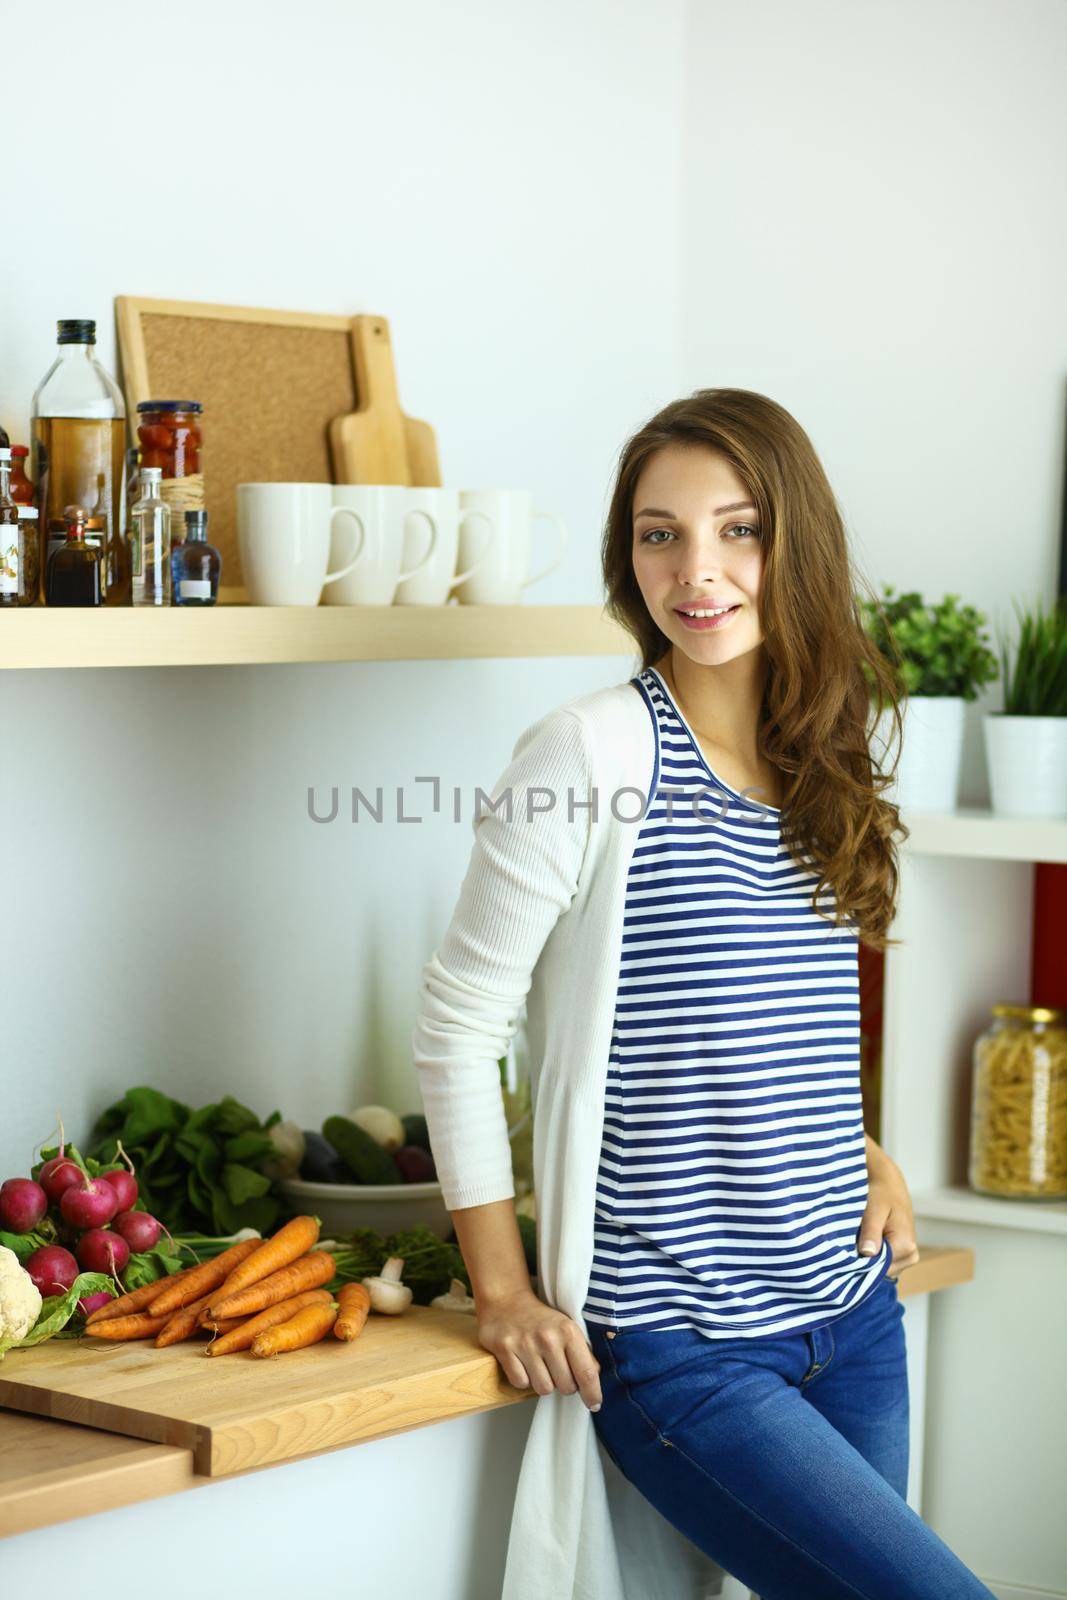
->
xmin=0 ymin=1306 xmax=528 ymax=1477
xmin=329 ymin=315 xmax=442 ymax=486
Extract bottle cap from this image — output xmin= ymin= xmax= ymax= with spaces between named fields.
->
xmin=137 ymin=400 xmax=203 ymax=414
xmin=0 ymin=447 xmax=10 ymax=462
xmin=10 ymin=445 xmax=28 ymax=458
xmin=57 ymin=319 xmax=96 ymax=345
xmin=140 ymin=467 xmax=163 ymax=485
xmin=17 ymin=506 xmax=39 ymax=519
xmin=184 ymin=508 xmax=209 ymax=537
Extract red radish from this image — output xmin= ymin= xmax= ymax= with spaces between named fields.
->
xmin=78 ymin=1290 xmax=114 ymax=1317
xmin=76 ymin=1229 xmax=130 ymax=1277
xmin=60 ymin=1175 xmax=118 ymax=1230
xmin=112 ymin=1209 xmax=160 ymax=1252
xmin=25 ymin=1244 xmax=79 ymax=1297
xmin=392 ymin=1144 xmax=436 ymax=1183
xmin=100 ymin=1168 xmax=138 ymax=1212
xmin=0 ymin=1178 xmax=48 ymax=1234
xmin=37 ymin=1155 xmax=84 ymax=1205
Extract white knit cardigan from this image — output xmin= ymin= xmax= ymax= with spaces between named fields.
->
xmin=411 ymin=675 xmax=728 ymax=1600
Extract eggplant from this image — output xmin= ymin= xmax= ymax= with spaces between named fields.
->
xmin=299 ymin=1130 xmax=351 ymax=1184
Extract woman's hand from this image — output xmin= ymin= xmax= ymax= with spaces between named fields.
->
xmin=476 ymin=1288 xmax=604 ymax=1412
xmin=860 ymin=1150 xmax=920 ymax=1277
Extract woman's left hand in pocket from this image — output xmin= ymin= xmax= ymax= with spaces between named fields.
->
xmin=859 ymin=1159 xmax=920 ymax=1276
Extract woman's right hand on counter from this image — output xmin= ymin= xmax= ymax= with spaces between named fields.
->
xmin=477 ymin=1288 xmax=603 ymax=1412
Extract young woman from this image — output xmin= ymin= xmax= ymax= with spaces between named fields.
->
xmin=412 ymin=390 xmax=995 ymax=1600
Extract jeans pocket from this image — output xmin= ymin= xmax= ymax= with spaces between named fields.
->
xmin=608 ymin=1324 xmax=679 ymax=1381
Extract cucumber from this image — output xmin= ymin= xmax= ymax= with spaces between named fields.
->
xmin=401 ymin=1112 xmax=431 ymax=1153
xmin=323 ymin=1115 xmax=399 ymax=1185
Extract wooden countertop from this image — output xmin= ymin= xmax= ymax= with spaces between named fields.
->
xmin=0 ymin=1409 xmax=197 ymax=1538
xmin=0 ymin=1245 xmax=973 ymax=1540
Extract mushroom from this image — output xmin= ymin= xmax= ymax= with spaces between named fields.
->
xmin=431 ymin=1278 xmax=476 ymax=1315
xmin=361 ymin=1255 xmax=413 ymax=1315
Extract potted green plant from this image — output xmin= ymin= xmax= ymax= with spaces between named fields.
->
xmin=984 ymin=598 xmax=1067 ymax=817
xmin=861 ymin=585 xmax=999 ymax=813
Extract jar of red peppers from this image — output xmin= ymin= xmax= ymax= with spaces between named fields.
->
xmin=135 ymin=401 xmax=204 ymax=545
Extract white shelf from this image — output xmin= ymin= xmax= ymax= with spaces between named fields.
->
xmin=0 ymin=604 xmax=638 ymax=670
xmin=911 ymin=1184 xmax=1067 ymax=1236
xmin=900 ymin=806 xmax=1067 ymax=864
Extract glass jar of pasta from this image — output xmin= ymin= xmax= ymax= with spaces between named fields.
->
xmin=969 ymin=1003 xmax=1067 ymax=1199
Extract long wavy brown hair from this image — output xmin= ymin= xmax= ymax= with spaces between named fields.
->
xmin=601 ymin=388 xmax=910 ymax=952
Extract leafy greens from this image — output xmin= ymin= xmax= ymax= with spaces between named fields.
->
xmin=86 ymin=1086 xmax=284 ymax=1237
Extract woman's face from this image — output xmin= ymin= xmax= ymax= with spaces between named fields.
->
xmin=631 ymin=443 xmax=765 ymax=666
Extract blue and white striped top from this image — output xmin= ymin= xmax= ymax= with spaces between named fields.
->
xmin=582 ymin=666 xmax=890 ymax=1339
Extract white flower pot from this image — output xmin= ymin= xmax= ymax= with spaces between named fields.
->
xmin=869 ymin=696 xmax=966 ymax=813
xmin=983 ymin=714 xmax=1067 ymax=817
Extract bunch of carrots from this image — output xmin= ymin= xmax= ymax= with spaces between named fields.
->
xmin=83 ymin=1216 xmax=374 ymax=1357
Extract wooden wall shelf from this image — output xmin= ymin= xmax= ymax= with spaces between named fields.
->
xmin=0 ymin=605 xmax=638 ymax=671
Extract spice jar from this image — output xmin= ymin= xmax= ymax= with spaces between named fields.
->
xmin=0 ymin=506 xmax=40 ymax=605
xmin=135 ymin=400 xmax=204 ymax=544
xmin=969 ymin=1003 xmax=1067 ymax=1199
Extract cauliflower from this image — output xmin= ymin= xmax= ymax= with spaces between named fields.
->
xmin=0 ymin=1245 xmax=42 ymax=1344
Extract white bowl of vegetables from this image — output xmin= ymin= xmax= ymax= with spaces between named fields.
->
xmin=277 ymin=1107 xmax=452 ymax=1240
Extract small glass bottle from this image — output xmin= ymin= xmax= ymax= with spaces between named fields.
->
xmin=171 ymin=508 xmax=221 ymax=605
xmin=130 ymin=466 xmax=171 ymax=607
xmin=46 ymin=505 xmax=102 ymax=606
xmin=8 ymin=446 xmax=34 ymax=505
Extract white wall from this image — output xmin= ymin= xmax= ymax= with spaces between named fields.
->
xmin=1 ymin=0 xmax=680 ymax=1170
xmin=1 ymin=1404 xmax=537 ymax=1599
xmin=679 ymin=0 xmax=1067 ymax=807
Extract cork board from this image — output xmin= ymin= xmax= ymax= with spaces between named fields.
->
xmin=116 ymin=298 xmax=358 ymax=602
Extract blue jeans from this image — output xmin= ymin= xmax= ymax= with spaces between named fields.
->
xmin=589 ymin=1272 xmax=995 ymax=1599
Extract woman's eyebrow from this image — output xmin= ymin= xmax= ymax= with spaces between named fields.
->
xmin=634 ymin=501 xmax=756 ymax=520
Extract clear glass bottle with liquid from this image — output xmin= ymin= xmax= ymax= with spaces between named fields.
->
xmin=130 ymin=467 xmax=171 ymax=606
xmin=31 ymin=319 xmax=127 ymax=606
xmin=171 ymin=508 xmax=221 ymax=605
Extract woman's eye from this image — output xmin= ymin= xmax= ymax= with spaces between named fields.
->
xmin=639 ymin=523 xmax=760 ymax=544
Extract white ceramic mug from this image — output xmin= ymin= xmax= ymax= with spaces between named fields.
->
xmin=236 ymin=483 xmax=364 ymax=605
xmin=393 ymin=486 xmax=498 ymax=606
xmin=452 ymin=489 xmax=567 ymax=604
xmin=323 ymin=485 xmax=441 ymax=605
